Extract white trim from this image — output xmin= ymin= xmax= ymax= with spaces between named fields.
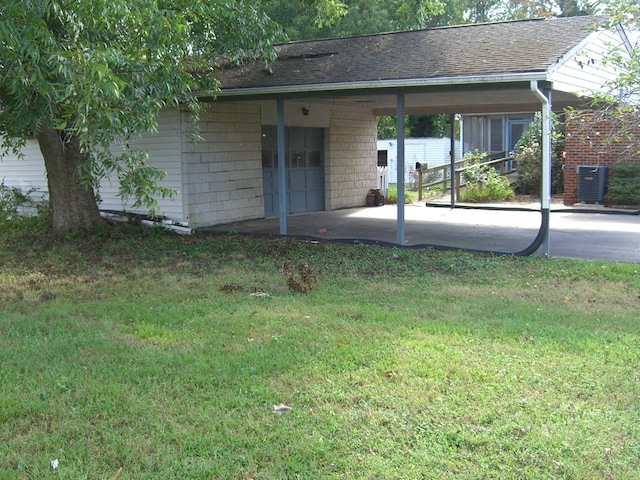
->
xmin=216 ymin=72 xmax=549 ymax=98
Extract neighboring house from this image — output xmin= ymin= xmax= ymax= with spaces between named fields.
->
xmin=377 ymin=137 xmax=462 ymax=187
xmin=0 ymin=15 xmax=626 ymax=234
xmin=461 ymin=113 xmax=535 ymax=157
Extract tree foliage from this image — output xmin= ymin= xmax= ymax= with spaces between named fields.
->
xmin=1 ymin=0 xmax=281 ymax=146
xmin=0 ymin=0 xmax=283 ymax=235
xmin=567 ymin=1 xmax=640 ymax=176
xmin=266 ymin=0 xmax=599 ymax=42
xmin=512 ymin=113 xmax=565 ymax=195
xmin=377 ymin=115 xmax=458 ymax=139
xmin=265 ymin=0 xmax=451 ymax=40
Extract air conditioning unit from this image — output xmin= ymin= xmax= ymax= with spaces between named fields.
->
xmin=577 ymin=165 xmax=608 ymax=204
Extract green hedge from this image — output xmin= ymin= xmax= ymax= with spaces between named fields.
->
xmin=606 ymin=162 xmax=640 ymax=205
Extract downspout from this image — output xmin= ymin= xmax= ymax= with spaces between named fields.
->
xmin=527 ymin=80 xmax=551 ymax=256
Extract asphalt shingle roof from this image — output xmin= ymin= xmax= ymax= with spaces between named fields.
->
xmin=218 ymin=15 xmax=601 ymax=91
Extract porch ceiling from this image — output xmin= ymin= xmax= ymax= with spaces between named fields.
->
xmin=283 ymin=83 xmax=590 ymax=115
xmin=217 ymin=74 xmax=589 ymax=115
xmin=215 ymin=80 xmax=591 ymax=116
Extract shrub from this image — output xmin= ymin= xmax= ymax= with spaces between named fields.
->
xmin=606 ymin=162 xmax=640 ymax=205
xmin=513 ymin=113 xmax=565 ymax=195
xmin=385 ymin=186 xmax=418 ymax=204
xmin=459 ymin=151 xmax=515 ymax=202
xmin=0 ymin=181 xmax=31 ymax=222
xmin=423 ymin=185 xmax=444 ymax=198
xmin=0 ymin=181 xmax=48 ymax=234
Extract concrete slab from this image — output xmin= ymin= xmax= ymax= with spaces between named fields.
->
xmin=202 ymin=203 xmax=640 ymax=263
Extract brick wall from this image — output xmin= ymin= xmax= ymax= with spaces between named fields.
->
xmin=182 ymin=103 xmax=264 ymax=227
xmin=325 ymin=108 xmax=378 ymax=209
xmin=564 ymin=113 xmax=640 ymax=205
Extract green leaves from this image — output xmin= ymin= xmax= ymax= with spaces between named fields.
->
xmin=460 ymin=150 xmax=515 ymax=202
xmin=311 ymin=0 xmax=348 ymax=28
xmin=114 ymin=150 xmax=177 ymax=215
xmin=513 ymin=113 xmax=565 ymax=195
xmin=0 ymin=0 xmax=281 ymax=219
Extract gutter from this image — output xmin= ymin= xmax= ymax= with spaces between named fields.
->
xmin=215 ymin=72 xmax=549 ymax=99
xmin=521 ymin=80 xmax=552 ymax=256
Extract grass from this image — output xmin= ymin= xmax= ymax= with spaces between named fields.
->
xmin=1 ymin=222 xmax=639 ymax=479
xmin=383 ymin=186 xmax=419 ymax=204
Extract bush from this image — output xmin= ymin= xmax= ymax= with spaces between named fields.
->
xmin=606 ymin=162 xmax=640 ymax=205
xmin=0 ymin=181 xmax=31 ymax=222
xmin=423 ymin=185 xmax=444 ymax=198
xmin=385 ymin=186 xmax=418 ymax=204
xmin=0 ymin=181 xmax=48 ymax=235
xmin=513 ymin=113 xmax=565 ymax=195
xmin=459 ymin=151 xmax=515 ymax=202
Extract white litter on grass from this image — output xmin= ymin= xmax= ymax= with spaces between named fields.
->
xmin=50 ymin=459 xmax=59 ymax=470
xmin=250 ymin=292 xmax=270 ymax=298
xmin=273 ymin=404 xmax=292 ymax=415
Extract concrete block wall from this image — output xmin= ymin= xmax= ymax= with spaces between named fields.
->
xmin=325 ymin=108 xmax=378 ymax=210
xmin=564 ymin=114 xmax=640 ymax=205
xmin=183 ymin=103 xmax=264 ymax=227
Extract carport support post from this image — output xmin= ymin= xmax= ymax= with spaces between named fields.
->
xmin=277 ymin=99 xmax=287 ymax=235
xmin=540 ymin=89 xmax=552 ymax=255
xmin=396 ymin=94 xmax=405 ymax=245
xmin=450 ymin=114 xmax=456 ymax=207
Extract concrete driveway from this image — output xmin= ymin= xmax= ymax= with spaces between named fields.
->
xmin=204 ymin=203 xmax=640 ymax=263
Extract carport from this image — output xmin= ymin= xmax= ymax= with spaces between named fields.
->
xmin=214 ymin=15 xmax=623 ymax=255
xmin=202 ymin=203 xmax=640 ymax=262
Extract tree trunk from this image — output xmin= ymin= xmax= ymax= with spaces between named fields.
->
xmin=37 ymin=123 xmax=103 ymax=236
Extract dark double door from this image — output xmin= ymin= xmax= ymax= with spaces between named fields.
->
xmin=262 ymin=126 xmax=325 ymax=217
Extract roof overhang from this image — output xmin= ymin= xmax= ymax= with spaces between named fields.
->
xmin=213 ymin=74 xmax=591 ymax=115
xmin=211 ymin=15 xmax=606 ymax=116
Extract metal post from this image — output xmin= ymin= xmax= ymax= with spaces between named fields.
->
xmin=450 ymin=114 xmax=456 ymax=207
xmin=530 ymin=81 xmax=552 ymax=255
xmin=396 ymin=94 xmax=405 ymax=245
xmin=540 ymin=89 xmax=552 ymax=255
xmin=277 ymin=99 xmax=287 ymax=235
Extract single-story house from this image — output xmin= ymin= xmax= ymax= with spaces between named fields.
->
xmin=0 ymin=15 xmax=627 ymax=248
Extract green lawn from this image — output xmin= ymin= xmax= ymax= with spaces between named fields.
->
xmin=1 ymin=225 xmax=639 ymax=479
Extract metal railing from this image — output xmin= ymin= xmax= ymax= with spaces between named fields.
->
xmin=416 ymin=154 xmax=516 ymax=201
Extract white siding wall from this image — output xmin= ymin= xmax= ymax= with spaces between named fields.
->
xmin=379 ymin=138 xmax=462 ymax=184
xmin=0 ymin=109 xmax=185 ymax=221
xmin=0 ymin=138 xmax=48 ymax=200
xmin=182 ymin=103 xmax=264 ymax=228
xmin=550 ymin=30 xmax=623 ymax=96
xmin=325 ymin=107 xmax=378 ymax=209
xmin=99 ymin=108 xmax=184 ymax=220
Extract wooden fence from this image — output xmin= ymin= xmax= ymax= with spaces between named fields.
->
xmin=416 ymin=155 xmax=515 ymax=201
